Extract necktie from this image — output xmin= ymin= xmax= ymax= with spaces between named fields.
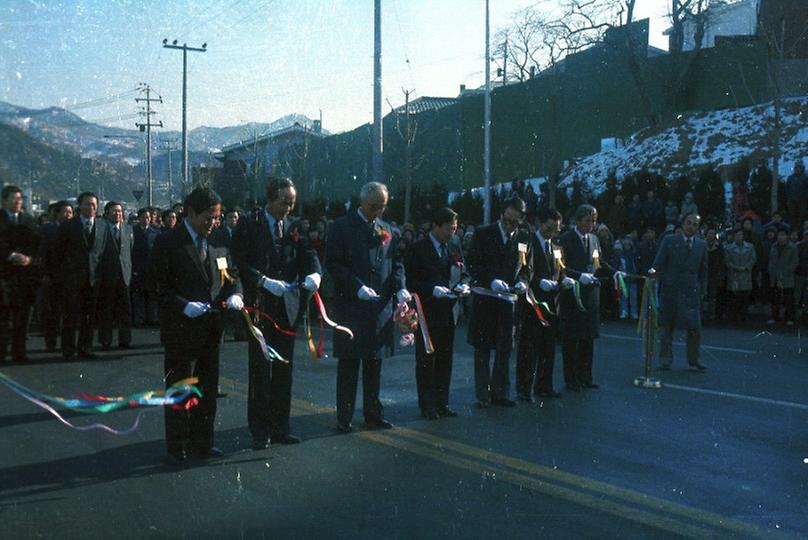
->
xmin=197 ymin=236 xmax=207 ymax=263
xmin=687 ymin=237 xmax=693 ymax=251
xmin=11 ymin=213 xmax=18 ymax=225
xmin=114 ymin=226 xmax=120 ymax=246
xmin=274 ymin=220 xmax=284 ymax=252
xmin=439 ymin=243 xmax=448 ymax=262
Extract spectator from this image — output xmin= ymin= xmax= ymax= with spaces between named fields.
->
xmin=724 ymin=229 xmax=757 ymax=322
xmin=664 ymin=200 xmax=679 ymax=226
xmin=794 ymin=233 xmax=808 ymax=321
xmin=786 ymin=161 xmax=807 ymax=231
xmin=161 ymin=209 xmax=177 ymax=230
xmin=679 ymin=192 xmax=698 ymax=223
xmin=703 ymin=227 xmax=725 ymax=321
xmin=767 ymin=227 xmax=798 ymax=325
xmin=616 ymin=238 xmax=639 ymax=319
xmin=636 ymin=228 xmax=658 ymax=275
xmin=604 ymin=194 xmax=628 ymax=238
xmin=757 ymin=227 xmax=776 ymax=307
xmin=640 ymin=190 xmax=665 ymax=233
xmin=627 ymin=194 xmax=643 ymax=234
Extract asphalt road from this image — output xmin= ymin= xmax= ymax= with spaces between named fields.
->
xmin=0 ymin=318 xmax=806 ymax=539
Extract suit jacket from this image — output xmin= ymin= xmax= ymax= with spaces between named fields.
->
xmin=324 ymin=211 xmax=405 ymax=358
xmin=150 ymin=224 xmax=243 ymax=348
xmin=0 ymin=211 xmax=41 ymax=307
xmin=132 ymin=224 xmax=152 ymax=285
xmin=520 ymin=232 xmax=562 ymax=331
xmin=466 ymin=222 xmax=532 ymax=350
xmin=557 ymin=228 xmax=603 ymax=339
xmin=405 ymin=235 xmax=467 ymax=328
xmin=100 ymin=220 xmax=134 ymax=287
xmin=230 ymin=209 xmax=320 ymax=323
xmin=56 ymin=215 xmax=109 ymax=289
xmin=652 ymin=233 xmax=708 ymax=330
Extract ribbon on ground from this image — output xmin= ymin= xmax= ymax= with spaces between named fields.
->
xmin=412 ymin=294 xmax=436 ymax=354
xmin=524 ymin=288 xmax=551 ymax=327
xmin=304 ymin=292 xmax=325 ymax=359
xmin=470 ymin=286 xmax=518 ymax=303
xmin=573 ymin=281 xmax=588 ymax=312
xmin=312 ymin=291 xmax=354 ymax=340
xmin=240 ymin=309 xmax=289 ymax=363
xmin=0 ymin=373 xmax=201 ymax=434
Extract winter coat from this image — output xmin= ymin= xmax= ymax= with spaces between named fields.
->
xmin=652 ymin=234 xmax=708 ymax=330
xmin=724 ymin=241 xmax=757 ymax=292
xmin=768 ymin=242 xmax=798 ymax=289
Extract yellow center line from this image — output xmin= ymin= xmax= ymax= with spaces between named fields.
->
xmin=218 ymin=377 xmax=782 ymax=538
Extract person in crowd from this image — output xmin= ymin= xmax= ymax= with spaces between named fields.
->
xmin=636 ymin=227 xmax=658 ymax=275
xmin=786 ymin=161 xmax=807 ymax=233
xmin=558 ymin=204 xmax=623 ymax=390
xmin=516 ymin=208 xmax=569 ymax=401
xmin=664 ymin=200 xmax=679 ymax=226
xmin=794 ymin=232 xmax=808 ymax=321
xmin=132 ymin=208 xmax=158 ymax=326
xmin=404 ymin=207 xmax=468 ymax=419
xmin=324 ymin=182 xmax=408 ymax=433
xmin=150 ymin=187 xmax=243 ymax=465
xmin=39 ymin=200 xmax=72 ymax=352
xmin=57 ymin=192 xmax=110 ymax=360
xmin=467 ymin=197 xmax=532 ymax=408
xmin=97 ymin=201 xmax=133 ymax=350
xmin=724 ymin=228 xmax=757 ymax=323
xmin=626 ymin=193 xmax=643 ymax=234
xmin=757 ymin=227 xmax=776 ymax=307
xmin=640 ymin=190 xmax=665 ymax=233
xmin=220 ymin=208 xmax=240 ymax=244
xmin=161 ymin=209 xmax=177 ymax=230
xmin=767 ymin=227 xmax=798 ymax=326
xmin=231 ymin=178 xmax=321 ymax=448
xmin=679 ymin=192 xmax=698 ymax=223
xmin=617 ymin=237 xmax=639 ymax=319
xmin=650 ymin=213 xmax=708 ymax=371
xmin=596 ymin=224 xmax=616 ymax=319
xmin=0 ymin=185 xmax=41 ymax=362
xmin=703 ymin=226 xmax=725 ymax=322
xmin=605 ymin=194 xmax=628 ymax=238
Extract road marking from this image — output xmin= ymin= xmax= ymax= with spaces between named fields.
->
xmin=664 ymin=383 xmax=808 ymax=411
xmin=601 ymin=333 xmax=755 ymax=354
xmin=218 ymin=376 xmax=785 ymax=538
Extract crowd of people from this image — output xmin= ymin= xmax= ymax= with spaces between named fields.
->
xmin=0 ymin=162 xmax=805 ymax=464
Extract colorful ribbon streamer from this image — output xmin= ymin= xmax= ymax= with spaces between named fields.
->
xmin=0 ymin=373 xmax=201 ymax=434
xmin=304 ymin=292 xmax=325 ymax=359
xmin=412 ymin=293 xmax=436 ymax=354
xmin=614 ymin=272 xmax=629 ymax=300
xmin=573 ymin=281 xmax=588 ymax=312
xmin=470 ymin=286 xmax=519 ymax=303
xmin=524 ymin=288 xmax=551 ymax=327
xmin=242 ymin=305 xmax=297 ymax=337
xmin=312 ymin=291 xmax=354 ymax=340
xmin=241 ymin=309 xmax=290 ymax=363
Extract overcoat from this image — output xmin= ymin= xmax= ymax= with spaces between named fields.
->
xmin=651 ymin=233 xmax=708 ymax=330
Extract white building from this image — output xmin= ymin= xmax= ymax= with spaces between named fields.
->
xmin=667 ymin=0 xmax=761 ymax=51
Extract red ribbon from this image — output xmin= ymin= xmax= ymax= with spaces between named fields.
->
xmin=242 ymin=305 xmax=297 ymax=336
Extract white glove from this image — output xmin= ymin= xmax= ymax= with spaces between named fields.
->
xmin=183 ymin=301 xmax=209 ymax=318
xmin=579 ymin=273 xmax=596 ymax=286
xmin=357 ymin=285 xmax=380 ymax=301
xmin=303 ymin=273 xmax=321 ymax=292
xmin=561 ymin=277 xmax=575 ymax=289
xmin=397 ymin=289 xmax=412 ymax=304
xmin=539 ymin=279 xmax=558 ymax=292
xmin=432 ymin=286 xmax=451 ymax=298
xmin=225 ymin=294 xmax=244 ymax=310
xmin=513 ymin=281 xmax=528 ymax=294
xmin=490 ymin=279 xmax=510 ymax=292
xmin=455 ymin=283 xmax=471 ymax=297
xmin=260 ymin=276 xmax=291 ymax=297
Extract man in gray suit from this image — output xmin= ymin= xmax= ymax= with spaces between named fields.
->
xmin=650 ymin=213 xmax=708 ymax=371
xmin=98 ymin=201 xmax=134 ymax=350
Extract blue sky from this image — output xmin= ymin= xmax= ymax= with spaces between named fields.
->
xmin=0 ymin=0 xmax=672 ymax=134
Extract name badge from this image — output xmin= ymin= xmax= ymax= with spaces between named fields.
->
xmin=592 ymin=248 xmax=600 ymax=259
xmin=518 ymin=242 xmax=528 ymax=254
xmin=553 ymin=249 xmax=562 ymax=260
xmin=216 ymin=257 xmax=228 ymax=270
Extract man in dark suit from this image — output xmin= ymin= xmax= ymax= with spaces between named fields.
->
xmin=324 ymin=182 xmax=410 ymax=433
xmin=231 ymin=179 xmax=321 ymax=449
xmin=466 ymin=197 xmax=532 ymax=408
xmin=558 ymin=204 xmax=622 ymax=391
xmin=405 ymin=207 xmax=470 ymax=420
xmin=516 ymin=208 xmax=572 ymax=401
xmin=132 ymin=208 xmax=158 ymax=326
xmin=98 ymin=201 xmax=134 ymax=350
xmin=56 ymin=191 xmax=109 ymax=360
xmin=39 ymin=201 xmax=73 ymax=352
xmin=151 ymin=187 xmax=244 ymax=465
xmin=650 ymin=213 xmax=708 ymax=371
xmin=0 ymin=185 xmax=41 ymax=362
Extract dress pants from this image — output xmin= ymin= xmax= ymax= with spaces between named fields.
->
xmin=62 ymin=281 xmax=98 ymax=356
xmin=562 ymin=338 xmax=594 ymax=387
xmin=415 ymin=323 xmax=454 ymax=413
xmin=248 ymin=314 xmax=294 ymax=442
xmin=474 ymin=348 xmax=511 ymax=401
xmin=0 ymin=306 xmax=31 ymax=361
xmin=659 ymin=326 xmax=700 ymax=365
xmin=42 ymin=282 xmax=64 ymax=350
xmin=336 ymin=357 xmax=383 ymax=425
xmin=516 ymin=318 xmax=557 ymax=397
xmin=98 ymin=278 xmax=132 ymax=347
xmin=164 ymin=339 xmax=220 ymax=455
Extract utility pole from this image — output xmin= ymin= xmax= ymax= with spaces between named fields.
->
xmin=135 ymin=83 xmax=163 ymax=207
xmin=372 ymin=0 xmax=383 ymax=183
xmin=483 ymin=0 xmax=492 ymax=225
xmin=157 ymin=139 xmax=178 ymax=205
xmin=401 ymin=89 xmax=415 ymax=224
xmin=503 ymin=37 xmax=508 ymax=85
xmin=163 ymin=39 xmax=207 ymax=195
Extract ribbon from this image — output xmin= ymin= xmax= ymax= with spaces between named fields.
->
xmin=614 ymin=272 xmax=629 ymax=300
xmin=573 ymin=281 xmax=587 ymax=312
xmin=240 ymin=309 xmax=289 ymax=363
xmin=242 ymin=305 xmax=297 ymax=337
xmin=304 ymin=292 xmax=325 ymax=359
xmin=0 ymin=373 xmax=201 ymax=434
xmin=411 ymin=294 xmax=436 ymax=354
xmin=312 ymin=291 xmax=354 ymax=340
xmin=219 ymin=267 xmax=237 ymax=289
xmin=470 ymin=286 xmax=518 ymax=303
xmin=524 ymin=288 xmax=550 ymax=327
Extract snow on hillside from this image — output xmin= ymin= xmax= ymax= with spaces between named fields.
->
xmin=560 ymin=96 xmax=808 ymax=192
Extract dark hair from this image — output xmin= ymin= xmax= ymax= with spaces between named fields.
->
xmin=574 ymin=204 xmax=597 ymax=221
xmin=161 ymin=209 xmax=176 ymax=222
xmin=104 ymin=201 xmax=122 ymax=215
xmin=265 ymin=177 xmax=295 ymax=202
xmin=536 ymin=207 xmax=562 ymax=224
xmin=225 ymin=207 xmax=241 ymax=217
xmin=1 ymin=185 xmax=22 ymax=201
xmin=51 ymin=200 xmax=71 ymax=216
xmin=432 ymin=207 xmax=458 ymax=227
xmin=503 ymin=196 xmax=526 ymax=215
xmin=137 ymin=207 xmax=150 ymax=218
xmin=77 ymin=192 xmax=98 ymax=205
xmin=184 ymin=187 xmax=222 ymax=214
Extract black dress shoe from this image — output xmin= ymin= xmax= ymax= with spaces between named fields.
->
xmin=193 ymin=446 xmax=224 ymax=459
xmin=421 ymin=409 xmax=439 ymax=420
xmin=565 ymin=384 xmax=582 ymax=392
xmin=491 ymin=398 xmax=516 ymax=407
xmin=690 ymin=362 xmax=708 ymax=372
xmin=517 ymin=394 xmax=535 ymax=403
xmin=216 ymin=388 xmax=228 ymax=398
xmin=537 ymin=390 xmax=562 ymax=398
xmin=583 ymin=383 xmax=600 ymax=389
xmin=165 ymin=451 xmax=187 ymax=466
xmin=252 ymin=440 xmax=270 ymax=450
xmin=272 ymin=434 xmax=301 ymax=444
xmin=336 ymin=422 xmax=353 ymax=433
xmin=436 ymin=407 xmax=458 ymax=418
xmin=364 ymin=419 xmax=394 ymax=430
